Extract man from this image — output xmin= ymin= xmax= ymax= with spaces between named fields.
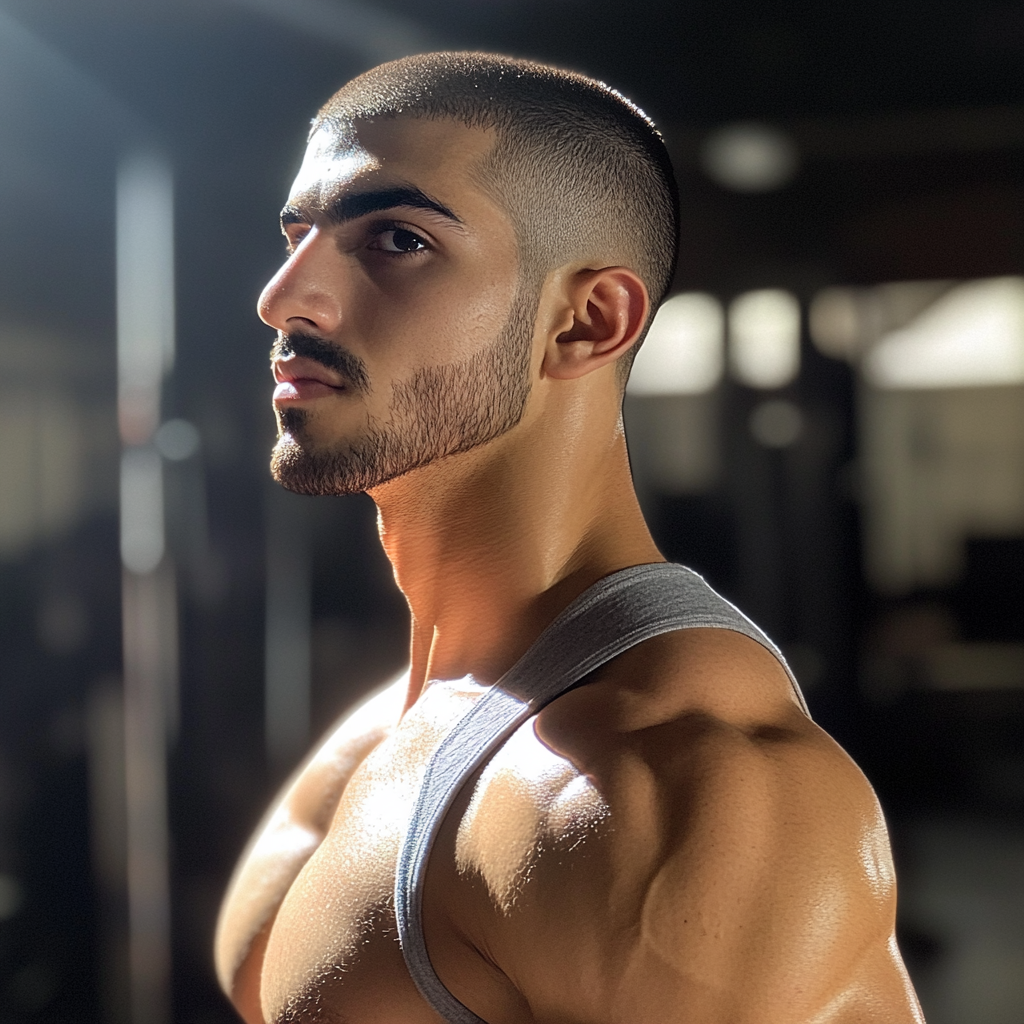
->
xmin=215 ymin=53 xmax=924 ymax=1023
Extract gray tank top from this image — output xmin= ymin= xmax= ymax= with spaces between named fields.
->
xmin=394 ymin=562 xmax=808 ymax=1024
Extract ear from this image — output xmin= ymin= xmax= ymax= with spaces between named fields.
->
xmin=542 ymin=267 xmax=650 ymax=381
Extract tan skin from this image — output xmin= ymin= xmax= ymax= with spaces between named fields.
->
xmin=215 ymin=115 xmax=925 ymax=1023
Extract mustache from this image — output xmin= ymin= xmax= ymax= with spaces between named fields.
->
xmin=271 ymin=331 xmax=370 ymax=394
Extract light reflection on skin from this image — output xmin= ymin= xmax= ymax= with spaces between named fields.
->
xmin=255 ymin=816 xmax=321 ymax=861
xmin=347 ymin=676 xmax=487 ymax=853
xmin=326 ymin=669 xmax=608 ymax=916
xmin=456 ymin=718 xmax=608 ymax=914
xmin=859 ymin=814 xmax=896 ymax=899
xmin=289 ymin=126 xmax=377 ymax=201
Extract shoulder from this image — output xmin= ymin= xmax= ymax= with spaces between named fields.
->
xmin=534 ymin=625 xmax=889 ymax=892
xmin=466 ymin=629 xmax=917 ymax=1021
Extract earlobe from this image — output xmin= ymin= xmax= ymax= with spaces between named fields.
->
xmin=542 ymin=267 xmax=649 ymax=381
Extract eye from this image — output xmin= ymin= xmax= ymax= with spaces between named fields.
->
xmin=375 ymin=227 xmax=429 ymax=254
xmin=283 ymin=224 xmax=310 ymax=255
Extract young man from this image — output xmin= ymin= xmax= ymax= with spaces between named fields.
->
xmin=215 ymin=53 xmax=924 ymax=1024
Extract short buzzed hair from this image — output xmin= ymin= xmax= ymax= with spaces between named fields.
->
xmin=314 ymin=52 xmax=679 ymax=373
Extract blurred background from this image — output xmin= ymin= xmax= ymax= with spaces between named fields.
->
xmin=0 ymin=0 xmax=1021 ymax=1021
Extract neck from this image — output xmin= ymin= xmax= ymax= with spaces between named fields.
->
xmin=370 ymin=395 xmax=663 ymax=709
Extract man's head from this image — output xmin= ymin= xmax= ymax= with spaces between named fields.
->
xmin=315 ymin=52 xmax=679 ymax=315
xmin=262 ymin=52 xmax=679 ymax=496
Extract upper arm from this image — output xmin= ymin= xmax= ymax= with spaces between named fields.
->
xmin=612 ymin=723 xmax=900 ymax=1022
xmin=494 ymin=714 xmax=914 ymax=1024
xmin=214 ymin=672 xmax=407 ymax=1010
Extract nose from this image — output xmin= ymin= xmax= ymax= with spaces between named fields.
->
xmin=257 ymin=227 xmax=344 ymax=335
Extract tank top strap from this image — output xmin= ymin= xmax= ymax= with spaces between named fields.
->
xmin=395 ymin=561 xmax=808 ymax=1024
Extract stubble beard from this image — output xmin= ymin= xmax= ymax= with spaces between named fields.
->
xmin=270 ymin=287 xmax=537 ymax=496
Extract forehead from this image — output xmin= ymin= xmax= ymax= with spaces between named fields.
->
xmin=287 ymin=116 xmax=500 ymax=215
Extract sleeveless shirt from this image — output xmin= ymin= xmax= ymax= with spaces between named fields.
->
xmin=395 ymin=562 xmax=809 ymax=1024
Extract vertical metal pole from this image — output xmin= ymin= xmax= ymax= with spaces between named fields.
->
xmin=86 ymin=679 xmax=129 ymax=1024
xmin=116 ymin=150 xmax=175 ymax=1024
xmin=120 ymin=568 xmax=172 ymax=1024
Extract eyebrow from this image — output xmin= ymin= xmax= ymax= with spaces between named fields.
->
xmin=280 ymin=186 xmax=462 ymax=230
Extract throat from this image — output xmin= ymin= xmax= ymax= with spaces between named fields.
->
xmin=372 ymin=428 xmax=663 ymax=704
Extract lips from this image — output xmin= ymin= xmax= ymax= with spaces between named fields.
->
xmin=272 ymin=355 xmax=346 ymax=403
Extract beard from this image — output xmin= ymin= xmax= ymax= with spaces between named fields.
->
xmin=270 ymin=286 xmax=536 ymax=496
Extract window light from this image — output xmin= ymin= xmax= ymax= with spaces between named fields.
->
xmin=864 ymin=276 xmax=1024 ymax=389
xmin=728 ymin=289 xmax=801 ymax=389
xmin=627 ymin=292 xmax=724 ymax=396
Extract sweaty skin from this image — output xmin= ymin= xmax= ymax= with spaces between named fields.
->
xmin=215 ymin=116 xmax=925 ymax=1023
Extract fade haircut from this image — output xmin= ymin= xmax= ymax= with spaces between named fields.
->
xmin=314 ymin=52 xmax=679 ymax=379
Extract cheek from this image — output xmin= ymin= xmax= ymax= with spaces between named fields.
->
xmin=364 ymin=270 xmax=521 ymax=367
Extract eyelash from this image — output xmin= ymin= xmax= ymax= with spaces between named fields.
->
xmin=282 ymin=220 xmax=431 ymax=258
xmin=283 ymin=226 xmax=308 ymax=256
xmin=367 ymin=219 xmax=431 ymax=257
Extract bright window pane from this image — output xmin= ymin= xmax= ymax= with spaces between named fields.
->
xmin=728 ymin=289 xmax=800 ymax=389
xmin=865 ymin=276 xmax=1024 ymax=389
xmin=627 ymin=292 xmax=724 ymax=396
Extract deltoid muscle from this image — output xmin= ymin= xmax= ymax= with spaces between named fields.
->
xmin=395 ymin=562 xmax=807 ymax=1023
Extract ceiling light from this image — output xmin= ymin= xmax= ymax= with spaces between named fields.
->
xmin=700 ymin=123 xmax=799 ymax=192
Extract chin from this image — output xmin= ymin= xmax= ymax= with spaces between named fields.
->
xmin=269 ymin=430 xmax=407 ymax=497
xmin=270 ymin=434 xmax=348 ymax=496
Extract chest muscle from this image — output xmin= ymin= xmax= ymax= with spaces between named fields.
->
xmin=259 ymin=683 xmax=607 ymax=1024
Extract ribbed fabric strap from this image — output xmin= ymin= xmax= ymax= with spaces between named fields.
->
xmin=395 ymin=562 xmax=808 ymax=1024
